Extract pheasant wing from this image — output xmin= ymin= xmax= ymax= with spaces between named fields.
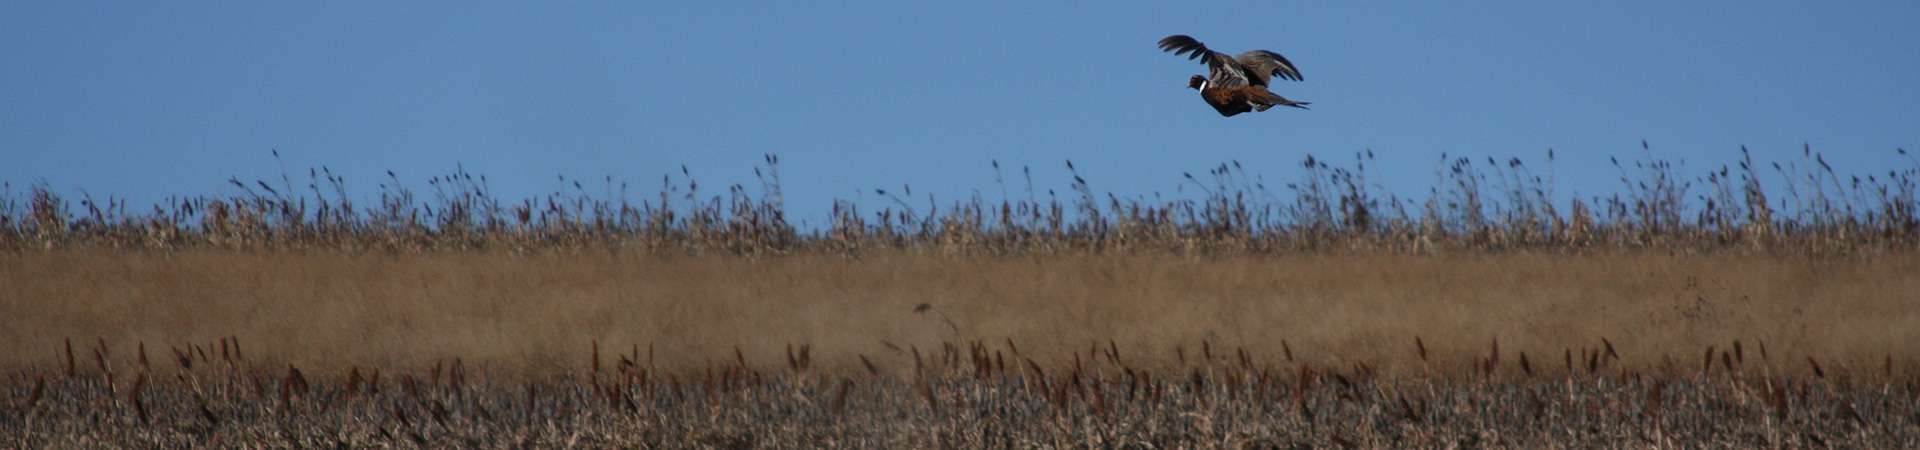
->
xmin=1158 ymin=35 xmax=1252 ymax=87
xmin=1235 ymin=50 xmax=1303 ymax=84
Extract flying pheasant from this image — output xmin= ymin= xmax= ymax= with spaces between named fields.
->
xmin=1157 ymin=35 xmax=1309 ymax=117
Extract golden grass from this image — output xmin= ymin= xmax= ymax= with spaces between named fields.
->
xmin=4 ymin=249 xmax=1914 ymax=378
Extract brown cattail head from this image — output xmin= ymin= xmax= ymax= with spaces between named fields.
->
xmin=27 ymin=375 xmax=45 ymax=410
xmin=1701 ymin=346 xmax=1716 ymax=375
xmin=64 ymin=338 xmax=76 ymax=378
xmin=591 ymin=340 xmax=602 ymax=374
xmin=786 ymin=343 xmax=798 ymax=372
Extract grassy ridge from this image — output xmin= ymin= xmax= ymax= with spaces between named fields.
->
xmin=1 ymin=147 xmax=1916 ymax=254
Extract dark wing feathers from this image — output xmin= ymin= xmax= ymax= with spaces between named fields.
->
xmin=1235 ymin=50 xmax=1303 ymax=83
xmin=1159 ymin=35 xmax=1304 ymax=87
xmin=1157 ymin=35 xmax=1250 ymax=87
xmin=1157 ymin=35 xmax=1215 ymax=61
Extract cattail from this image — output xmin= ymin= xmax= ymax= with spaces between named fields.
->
xmin=912 ymin=346 xmax=924 ymax=373
xmin=1808 ymin=357 xmax=1825 ymax=378
xmin=1721 ymin=350 xmax=1735 ymax=373
xmin=137 ymin=342 xmax=149 ymax=372
xmin=1732 ymin=340 xmax=1744 ymax=364
xmin=130 ymin=372 xmax=150 ymax=426
xmin=526 ymin=383 xmax=537 ymax=411
xmin=786 ymin=343 xmax=798 ymax=372
xmin=1414 ymin=337 xmax=1428 ymax=362
xmin=63 ymin=338 xmax=76 ymax=378
xmin=1026 ymin=359 xmax=1048 ymax=392
xmin=919 ymin=378 xmax=941 ymax=415
xmin=734 ymin=346 xmax=746 ymax=369
xmin=26 ymin=375 xmax=44 ymax=410
xmin=290 ymin=365 xmax=309 ymax=396
xmin=1519 ymin=352 xmax=1533 ymax=376
xmin=95 ymin=345 xmax=114 ymax=396
xmin=859 ymin=354 xmax=880 ymax=376
xmin=347 ymin=367 xmax=365 ymax=397
xmin=1643 ymin=381 xmax=1663 ymax=419
xmin=1282 ymin=340 xmax=1295 ymax=363
xmin=1701 ymin=346 xmax=1715 ymax=375
xmin=449 ymin=358 xmax=464 ymax=393
xmin=591 ymin=339 xmax=601 ymax=374
xmin=369 ymin=368 xmax=382 ymax=395
xmin=1201 ymin=340 xmax=1212 ymax=361
xmin=1108 ymin=339 xmax=1122 ymax=366
xmin=829 ymin=378 xmax=853 ymax=415
xmin=279 ymin=373 xmax=295 ymax=413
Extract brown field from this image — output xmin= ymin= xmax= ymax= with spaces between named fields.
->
xmin=4 ymin=250 xmax=1917 ymax=376
xmin=4 ymin=150 xmax=1918 ymax=446
xmin=4 ymin=249 xmax=1919 ymax=446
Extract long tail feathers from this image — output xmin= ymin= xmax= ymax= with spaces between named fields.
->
xmin=1252 ymin=91 xmax=1310 ymax=111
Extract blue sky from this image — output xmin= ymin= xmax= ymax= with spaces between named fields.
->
xmin=3 ymin=1 xmax=1916 ymax=225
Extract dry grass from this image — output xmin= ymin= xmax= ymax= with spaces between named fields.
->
xmin=4 ymin=147 xmax=1918 ymax=446
xmin=3 ymin=250 xmax=1919 ymax=446
xmin=3 ymin=249 xmax=1914 ymax=376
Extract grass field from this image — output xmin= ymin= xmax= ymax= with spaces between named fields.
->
xmin=4 ymin=249 xmax=1918 ymax=446
xmin=4 ymin=150 xmax=1918 ymax=446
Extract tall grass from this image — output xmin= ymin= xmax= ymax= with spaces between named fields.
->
xmin=2 ymin=146 xmax=1914 ymax=254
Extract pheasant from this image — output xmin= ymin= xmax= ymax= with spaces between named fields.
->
xmin=1158 ymin=35 xmax=1309 ymax=117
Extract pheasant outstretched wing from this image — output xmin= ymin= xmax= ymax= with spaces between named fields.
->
xmin=1235 ymin=50 xmax=1303 ymax=84
xmin=1158 ymin=35 xmax=1252 ymax=87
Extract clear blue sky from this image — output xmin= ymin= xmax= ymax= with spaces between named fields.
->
xmin=4 ymin=1 xmax=1916 ymax=225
